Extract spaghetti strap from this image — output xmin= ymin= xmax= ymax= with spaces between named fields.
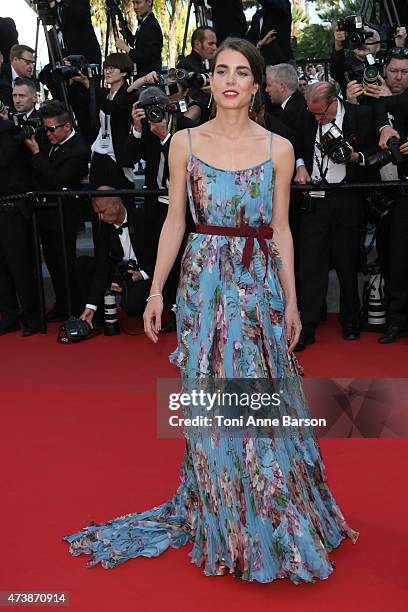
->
xmin=187 ymin=128 xmax=193 ymax=157
xmin=269 ymin=133 xmax=273 ymax=159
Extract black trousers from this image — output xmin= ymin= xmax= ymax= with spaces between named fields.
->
xmin=121 ymin=279 xmax=152 ymax=316
xmin=384 ymin=196 xmax=408 ymax=326
xmin=0 ymin=210 xmax=39 ymax=327
xmin=298 ymin=191 xmax=365 ymax=332
xmin=37 ymin=201 xmax=81 ymax=316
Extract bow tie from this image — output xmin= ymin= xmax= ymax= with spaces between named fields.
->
xmin=114 ymin=222 xmax=128 ymax=235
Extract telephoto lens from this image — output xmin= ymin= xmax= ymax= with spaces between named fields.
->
xmin=104 ymin=291 xmax=120 ymax=336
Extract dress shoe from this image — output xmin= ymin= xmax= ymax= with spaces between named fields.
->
xmin=294 ymin=331 xmax=315 ymax=352
xmin=378 ymin=324 xmax=403 ymax=344
xmin=342 ymin=326 xmax=360 ymax=341
xmin=0 ymin=321 xmax=20 ymax=336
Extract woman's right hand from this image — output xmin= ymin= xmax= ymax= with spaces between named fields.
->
xmin=143 ymin=296 xmax=163 ymax=343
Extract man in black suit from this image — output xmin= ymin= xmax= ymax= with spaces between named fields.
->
xmin=24 ymin=100 xmax=90 ymax=320
xmin=177 ymin=27 xmax=217 ymax=124
xmin=293 ymin=82 xmax=379 ymax=349
xmin=247 ymin=0 xmax=293 ymax=67
xmin=79 ymin=187 xmax=154 ymax=328
xmin=125 ymin=85 xmax=196 ymax=317
xmin=0 ymin=44 xmax=35 ymax=108
xmin=265 ymin=64 xmax=306 ymax=128
xmin=116 ymin=0 xmax=163 ymax=78
xmin=265 ymin=63 xmax=306 ymax=279
xmin=207 ymin=0 xmax=247 ymax=43
xmin=0 ymin=100 xmax=40 ymax=336
xmin=51 ymin=0 xmax=102 ymax=64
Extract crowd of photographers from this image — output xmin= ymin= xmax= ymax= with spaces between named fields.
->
xmin=0 ymin=0 xmax=408 ymax=349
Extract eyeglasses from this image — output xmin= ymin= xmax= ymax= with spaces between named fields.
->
xmin=19 ymin=57 xmax=35 ymax=66
xmin=388 ymin=47 xmax=408 ymax=59
xmin=307 ymin=98 xmax=335 ymax=117
xmin=44 ymin=123 xmax=67 ymax=133
xmin=104 ymin=66 xmax=120 ymax=72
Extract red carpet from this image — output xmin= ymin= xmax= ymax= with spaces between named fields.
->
xmin=1 ymin=315 xmax=407 ymax=612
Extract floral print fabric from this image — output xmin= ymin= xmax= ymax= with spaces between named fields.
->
xmin=63 ymin=144 xmax=358 ymax=583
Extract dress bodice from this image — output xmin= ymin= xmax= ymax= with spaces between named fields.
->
xmin=186 ymin=134 xmax=275 ymax=228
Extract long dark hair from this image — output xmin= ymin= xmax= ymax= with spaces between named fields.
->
xmin=210 ymin=37 xmax=264 ymax=87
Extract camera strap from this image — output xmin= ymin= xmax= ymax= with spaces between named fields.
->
xmin=314 ymin=124 xmax=330 ymax=184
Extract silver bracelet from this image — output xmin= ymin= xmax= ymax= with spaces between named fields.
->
xmin=146 ymin=293 xmax=163 ymax=302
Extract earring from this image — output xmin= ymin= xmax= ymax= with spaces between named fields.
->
xmin=207 ymin=90 xmax=213 ymax=109
xmin=249 ymin=93 xmax=255 ymax=112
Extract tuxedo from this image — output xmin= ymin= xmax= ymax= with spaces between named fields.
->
xmin=85 ymin=205 xmax=154 ymax=315
xmin=247 ymin=0 xmax=293 ymax=66
xmin=30 ymin=131 xmax=90 ymax=316
xmin=124 ymin=114 xmax=197 ymax=306
xmin=270 ymin=90 xmax=307 ymax=160
xmin=125 ymin=11 xmax=163 ymax=78
xmin=296 ymin=102 xmax=379 ymax=334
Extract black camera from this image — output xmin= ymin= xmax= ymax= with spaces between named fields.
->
xmin=116 ymin=259 xmax=140 ymax=286
xmin=337 ymin=14 xmax=368 ymax=50
xmin=346 ymin=54 xmax=382 ymax=90
xmin=318 ymin=125 xmax=353 ymax=164
xmin=11 ymin=112 xmax=44 ymax=140
xmin=53 ymin=55 xmax=101 ymax=82
xmin=137 ymin=86 xmax=184 ymax=123
xmin=365 ymin=189 xmax=395 ymax=225
xmin=367 ymin=136 xmax=407 ymax=168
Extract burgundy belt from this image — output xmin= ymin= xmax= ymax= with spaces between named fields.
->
xmin=195 ymin=223 xmax=274 ymax=278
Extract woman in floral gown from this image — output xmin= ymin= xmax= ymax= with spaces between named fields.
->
xmin=64 ymin=38 xmax=358 ymax=583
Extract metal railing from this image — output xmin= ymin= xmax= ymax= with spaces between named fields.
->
xmin=1 ymin=180 xmax=407 ymax=333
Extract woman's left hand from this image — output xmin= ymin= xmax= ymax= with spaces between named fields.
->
xmin=285 ymin=302 xmax=302 ymax=354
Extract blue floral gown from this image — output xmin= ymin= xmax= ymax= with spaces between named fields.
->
xmin=64 ymin=130 xmax=358 ymax=584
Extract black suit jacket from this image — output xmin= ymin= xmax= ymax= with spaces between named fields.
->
xmin=123 ymin=113 xmax=197 ymax=192
xmin=87 ymin=205 xmax=154 ymax=306
xmin=247 ymin=1 xmax=293 ymax=66
xmin=270 ymin=90 xmax=307 ymax=160
xmin=30 ymin=131 xmax=90 ymax=191
xmin=68 ymin=82 xmax=133 ymax=161
xmin=207 ymin=0 xmax=247 ymax=43
xmin=125 ymin=11 xmax=163 ymax=78
xmin=57 ymin=0 xmax=102 ymax=64
xmin=297 ymin=101 xmax=379 ymax=183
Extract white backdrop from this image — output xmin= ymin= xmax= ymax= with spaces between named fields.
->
xmin=0 ymin=0 xmax=49 ymax=67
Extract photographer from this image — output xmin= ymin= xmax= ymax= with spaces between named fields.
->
xmin=79 ymin=187 xmax=154 ymax=328
xmin=0 ymin=97 xmax=40 ymax=336
xmin=125 ymin=78 xmax=196 ymax=316
xmin=116 ymin=0 xmax=163 ymax=78
xmin=293 ymin=82 xmax=379 ymax=350
xmin=72 ymin=53 xmax=135 ymax=189
xmin=363 ymin=50 xmax=408 ymax=344
xmin=0 ymin=44 xmax=35 ymax=108
xmin=207 ymin=0 xmax=247 ymax=44
xmin=24 ymin=100 xmax=90 ymax=320
xmin=247 ymin=0 xmax=293 ymax=66
xmin=41 ymin=0 xmax=102 ymax=65
xmin=177 ymin=27 xmax=217 ymax=124
xmin=330 ymin=19 xmax=406 ymax=97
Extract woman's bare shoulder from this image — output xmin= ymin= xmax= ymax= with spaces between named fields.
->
xmin=272 ymin=132 xmax=294 ymax=156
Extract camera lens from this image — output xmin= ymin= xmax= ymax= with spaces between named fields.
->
xmin=147 ymin=106 xmax=165 ymax=123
